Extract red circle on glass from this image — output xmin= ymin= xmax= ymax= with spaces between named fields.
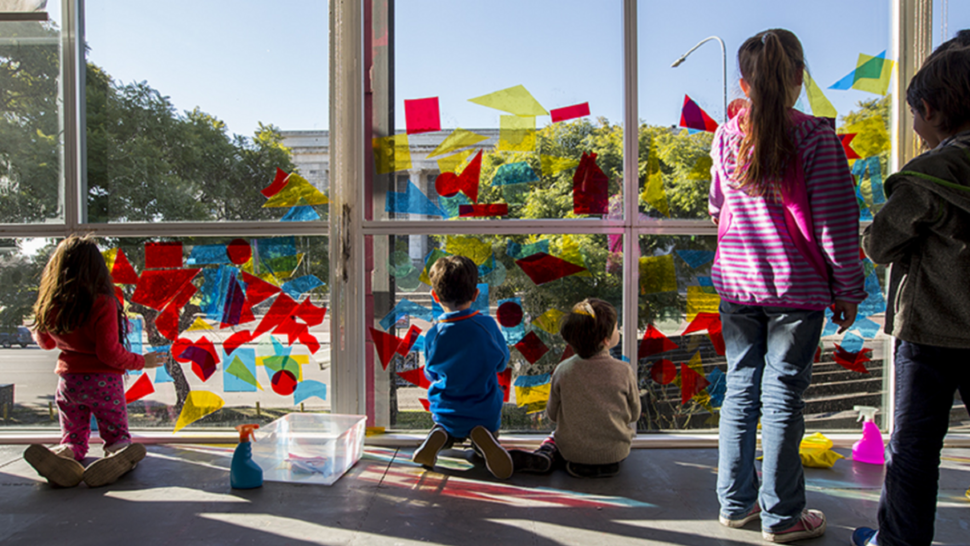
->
xmin=435 ymin=172 xmax=461 ymax=198
xmin=227 ymin=238 xmax=252 ymax=265
xmin=496 ymin=301 xmax=524 ymax=328
xmin=271 ymin=370 xmax=298 ymax=396
xmin=650 ymin=359 xmax=677 ymax=385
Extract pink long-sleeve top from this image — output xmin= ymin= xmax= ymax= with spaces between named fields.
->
xmin=708 ymin=109 xmax=866 ymax=310
xmin=34 ymin=294 xmax=145 ymax=376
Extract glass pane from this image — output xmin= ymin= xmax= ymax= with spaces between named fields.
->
xmin=935 ymin=1 xmax=970 ymax=49
xmin=367 ymin=233 xmax=625 ymax=432
xmin=83 ymin=1 xmax=329 ymax=223
xmin=636 ymin=235 xmax=892 ymax=432
xmin=371 ymin=0 xmax=624 ymax=222
xmin=637 ymin=0 xmax=894 ymax=221
xmin=0 ymin=8 xmax=64 ymax=224
xmin=1 ymin=236 xmax=331 ymax=430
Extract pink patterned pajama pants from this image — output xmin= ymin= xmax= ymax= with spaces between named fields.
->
xmin=56 ymin=372 xmax=131 ymax=460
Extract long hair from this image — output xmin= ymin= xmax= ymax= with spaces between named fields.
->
xmin=33 ymin=235 xmax=122 ymax=340
xmin=735 ymin=29 xmax=805 ymax=197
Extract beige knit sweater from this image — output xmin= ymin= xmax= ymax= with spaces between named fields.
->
xmin=547 ymin=350 xmax=641 ymax=465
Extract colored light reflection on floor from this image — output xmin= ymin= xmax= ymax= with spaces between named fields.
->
xmin=356 ymin=460 xmax=654 ymax=509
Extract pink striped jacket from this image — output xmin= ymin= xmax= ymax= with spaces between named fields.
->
xmin=708 ymin=109 xmax=866 ymax=310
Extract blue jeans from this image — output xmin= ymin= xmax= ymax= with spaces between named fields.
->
xmin=877 ymin=340 xmax=970 ymax=546
xmin=716 ymin=302 xmax=823 ymax=531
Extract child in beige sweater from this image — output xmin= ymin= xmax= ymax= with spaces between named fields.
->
xmin=511 ymin=298 xmax=641 ymax=478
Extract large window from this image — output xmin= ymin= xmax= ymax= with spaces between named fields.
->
xmin=3 ymin=1 xmax=965 ymax=436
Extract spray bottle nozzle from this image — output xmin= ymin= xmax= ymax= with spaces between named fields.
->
xmin=236 ymin=424 xmax=259 ymax=442
xmin=853 ymin=405 xmax=878 ymax=423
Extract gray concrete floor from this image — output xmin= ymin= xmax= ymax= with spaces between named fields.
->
xmin=1 ymin=442 xmax=968 ymax=545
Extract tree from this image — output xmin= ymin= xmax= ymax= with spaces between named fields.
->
xmin=0 ymin=20 xmax=60 ymax=223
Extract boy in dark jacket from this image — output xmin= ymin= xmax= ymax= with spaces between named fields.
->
xmin=852 ymin=39 xmax=970 ymax=546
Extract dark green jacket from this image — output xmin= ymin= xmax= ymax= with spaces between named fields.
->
xmin=862 ymin=131 xmax=970 ymax=348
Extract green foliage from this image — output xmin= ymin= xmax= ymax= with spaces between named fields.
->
xmin=0 ymin=21 xmax=61 ymax=222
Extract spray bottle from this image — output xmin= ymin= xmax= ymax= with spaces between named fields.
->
xmin=231 ymin=424 xmax=263 ymax=489
xmin=851 ymin=406 xmax=885 ymax=465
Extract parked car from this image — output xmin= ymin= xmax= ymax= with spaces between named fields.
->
xmin=0 ymin=327 xmax=33 ymax=348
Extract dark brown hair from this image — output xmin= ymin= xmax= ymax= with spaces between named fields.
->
xmin=429 ymin=255 xmax=478 ymax=307
xmin=907 ymin=39 xmax=970 ymax=134
xmin=33 ymin=235 xmax=118 ymax=336
xmin=559 ymin=298 xmax=617 ymax=359
xmin=735 ymin=29 xmax=805 ymax=197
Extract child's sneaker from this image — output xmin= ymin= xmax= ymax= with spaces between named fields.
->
xmin=412 ymin=427 xmax=449 ymax=469
xmin=469 ymin=426 xmax=513 ymax=479
xmin=719 ymin=504 xmax=761 ymax=528
xmin=83 ymin=443 xmax=146 ymax=487
xmin=509 ymin=449 xmax=553 ymax=473
xmin=565 ymin=460 xmax=620 ymax=478
xmin=762 ymin=509 xmax=826 ymax=543
xmin=23 ymin=444 xmax=84 ymax=488
xmin=851 ymin=527 xmax=879 ymax=545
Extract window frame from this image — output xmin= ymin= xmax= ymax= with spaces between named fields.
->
xmin=0 ymin=0 xmax=944 ymax=441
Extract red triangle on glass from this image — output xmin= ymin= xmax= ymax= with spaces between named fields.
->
xmin=111 ymin=249 xmax=139 ymax=284
xmin=242 ymin=272 xmax=281 ymax=307
xmin=840 ymin=133 xmax=861 ymax=160
xmin=154 ymin=303 xmax=181 ymax=341
xmin=834 ymin=344 xmax=872 ymax=374
xmin=458 ymin=149 xmax=483 ymax=203
xmin=223 ymin=330 xmax=253 ymax=357
xmin=679 ymin=94 xmax=719 ymax=133
xmin=251 ymin=293 xmax=298 ymax=338
xmin=515 ymin=252 xmax=587 ymax=285
xmin=497 ymin=368 xmax=512 ymax=403
xmin=273 ymin=315 xmax=309 ymax=346
xmin=680 ymin=362 xmax=711 ymax=405
xmin=397 ymin=366 xmax=431 ymax=389
xmin=369 ymin=327 xmax=402 ymax=370
xmin=515 ymin=331 xmax=549 ymax=364
xmin=419 ymin=398 xmax=431 ymax=411
xmin=638 ymin=324 xmax=679 ymax=358
xmin=180 ymin=337 xmax=219 ymax=382
xmin=130 ymin=269 xmax=200 ymax=311
xmin=396 ymin=325 xmax=422 ymax=356
xmin=293 ymin=298 xmax=327 ymax=327
xmin=124 ymin=372 xmax=155 ymax=404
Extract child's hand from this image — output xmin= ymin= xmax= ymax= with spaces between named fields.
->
xmin=831 ymin=300 xmax=858 ymax=334
xmin=143 ymin=352 xmax=169 ymax=369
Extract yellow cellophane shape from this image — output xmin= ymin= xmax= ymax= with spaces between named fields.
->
xmin=468 ymin=84 xmax=549 ymax=116
xmin=427 ymin=128 xmax=489 ymax=158
xmin=445 ymin=236 xmax=493 ymax=266
xmin=686 ymin=286 xmax=721 ymax=322
xmin=641 ymin=146 xmax=670 ymax=217
xmin=804 ymin=70 xmax=838 ymax=119
xmin=497 ymin=115 xmax=536 ymax=152
xmin=639 ymin=254 xmax=677 ymax=294
xmin=540 ymin=155 xmax=580 ymax=176
xmin=533 ymin=309 xmax=565 ymax=335
xmin=372 ymin=134 xmax=412 ymax=174
xmin=262 ymin=174 xmax=329 ymax=207
xmin=437 ymin=150 xmax=474 ymax=173
xmin=173 ymin=391 xmax=225 ymax=433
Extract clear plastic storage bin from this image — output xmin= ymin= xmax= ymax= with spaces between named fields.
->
xmin=251 ymin=413 xmax=366 ymax=485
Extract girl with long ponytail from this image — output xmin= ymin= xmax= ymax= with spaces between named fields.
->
xmin=709 ymin=29 xmax=866 ymax=543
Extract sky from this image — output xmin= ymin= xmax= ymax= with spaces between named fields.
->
xmin=41 ymin=0 xmax=970 ymax=137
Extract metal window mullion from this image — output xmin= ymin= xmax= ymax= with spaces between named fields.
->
xmin=888 ymin=0 xmax=933 ymax=435
xmin=622 ymin=0 xmax=640 ymax=365
xmin=62 ymin=0 xmax=81 ymax=231
xmin=330 ymin=0 xmax=366 ymax=416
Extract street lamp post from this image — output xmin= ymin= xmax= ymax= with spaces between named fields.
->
xmin=671 ymin=36 xmax=727 ymax=123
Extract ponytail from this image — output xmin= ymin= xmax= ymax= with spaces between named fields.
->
xmin=735 ymin=29 xmax=805 ymax=198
